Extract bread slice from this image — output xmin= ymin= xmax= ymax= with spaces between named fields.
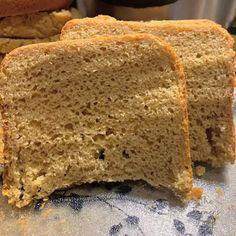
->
xmin=61 ymin=17 xmax=236 ymax=167
xmin=0 ymin=34 xmax=192 ymax=207
xmin=0 ymin=35 xmax=59 ymax=54
xmin=0 ymin=9 xmax=80 ymax=39
xmin=0 ymin=0 xmax=73 ymax=17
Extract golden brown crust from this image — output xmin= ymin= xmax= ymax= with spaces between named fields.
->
xmin=0 ymin=0 xmax=73 ymax=17
xmin=61 ymin=17 xmax=234 ymax=47
xmin=1 ymin=34 xmax=192 ymax=207
xmin=0 ymin=54 xmax=5 ymax=164
xmin=225 ymin=52 xmax=236 ymax=165
xmin=157 ymin=40 xmax=192 ymax=192
xmin=0 ymin=128 xmax=4 ymax=164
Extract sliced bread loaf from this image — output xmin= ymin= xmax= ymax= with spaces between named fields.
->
xmin=0 ymin=34 xmax=192 ymax=207
xmin=61 ymin=17 xmax=236 ymax=167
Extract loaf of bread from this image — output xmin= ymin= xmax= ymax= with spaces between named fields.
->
xmin=61 ymin=17 xmax=236 ymax=167
xmin=0 ymin=34 xmax=192 ymax=207
xmin=0 ymin=9 xmax=80 ymax=39
xmin=0 ymin=35 xmax=59 ymax=54
xmin=0 ymin=0 xmax=73 ymax=17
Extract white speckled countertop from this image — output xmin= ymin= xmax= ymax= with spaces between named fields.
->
xmin=0 ymin=162 xmax=236 ymax=236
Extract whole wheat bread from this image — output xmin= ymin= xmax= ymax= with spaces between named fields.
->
xmin=61 ymin=17 xmax=236 ymax=167
xmin=0 ymin=34 xmax=192 ymax=207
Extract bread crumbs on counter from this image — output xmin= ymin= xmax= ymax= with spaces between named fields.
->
xmin=59 ymin=219 xmax=67 ymax=224
xmin=215 ymin=187 xmax=224 ymax=197
xmin=16 ymin=216 xmax=29 ymax=233
xmin=195 ymin=165 xmax=206 ymax=177
xmin=41 ymin=208 xmax=54 ymax=217
xmin=190 ymin=187 xmax=203 ymax=200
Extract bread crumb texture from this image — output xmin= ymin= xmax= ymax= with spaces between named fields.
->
xmin=1 ymin=34 xmax=192 ymax=207
xmin=61 ymin=17 xmax=236 ymax=167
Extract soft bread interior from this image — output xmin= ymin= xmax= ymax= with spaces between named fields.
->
xmin=1 ymin=34 xmax=192 ymax=207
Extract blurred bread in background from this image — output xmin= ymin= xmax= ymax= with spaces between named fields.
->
xmin=0 ymin=1 xmax=80 ymax=56
xmin=0 ymin=0 xmax=73 ymax=17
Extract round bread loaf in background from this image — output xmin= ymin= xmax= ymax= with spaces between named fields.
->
xmin=0 ymin=0 xmax=73 ymax=17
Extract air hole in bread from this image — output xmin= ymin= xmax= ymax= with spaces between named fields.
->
xmin=196 ymin=119 xmax=202 ymax=126
xmin=19 ymin=98 xmax=26 ymax=103
xmin=98 ymin=149 xmax=105 ymax=160
xmin=122 ymin=150 xmax=130 ymax=159
xmin=64 ymin=123 xmax=73 ymax=131
xmin=51 ymin=89 xmax=58 ymax=94
xmin=206 ymin=128 xmax=213 ymax=145
xmin=81 ymin=109 xmax=91 ymax=116
xmin=34 ymin=141 xmax=41 ymax=147
xmin=28 ymin=120 xmax=41 ymax=129
xmin=196 ymin=53 xmax=202 ymax=58
xmin=168 ymin=107 xmax=174 ymax=113
xmin=93 ymin=134 xmax=105 ymax=141
xmin=39 ymin=87 xmax=46 ymax=93
xmin=100 ymin=47 xmax=107 ymax=51
xmin=31 ymin=93 xmax=39 ymax=99
xmin=19 ymin=188 xmax=24 ymax=200
xmin=106 ymin=128 xmax=114 ymax=136
xmin=57 ymin=150 xmax=64 ymax=155
xmin=84 ymin=58 xmax=91 ymax=62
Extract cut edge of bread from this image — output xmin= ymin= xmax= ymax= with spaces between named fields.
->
xmin=0 ymin=34 xmax=192 ymax=207
xmin=60 ymin=16 xmax=236 ymax=167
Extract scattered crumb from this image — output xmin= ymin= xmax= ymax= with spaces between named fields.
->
xmin=16 ymin=216 xmax=29 ymax=233
xmin=59 ymin=219 xmax=66 ymax=224
xmin=190 ymin=187 xmax=203 ymax=200
xmin=43 ymin=197 xmax=49 ymax=202
xmin=195 ymin=165 xmax=206 ymax=177
xmin=42 ymin=208 xmax=54 ymax=217
xmin=215 ymin=187 xmax=224 ymax=197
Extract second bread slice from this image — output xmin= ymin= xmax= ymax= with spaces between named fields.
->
xmin=1 ymin=34 xmax=192 ymax=207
